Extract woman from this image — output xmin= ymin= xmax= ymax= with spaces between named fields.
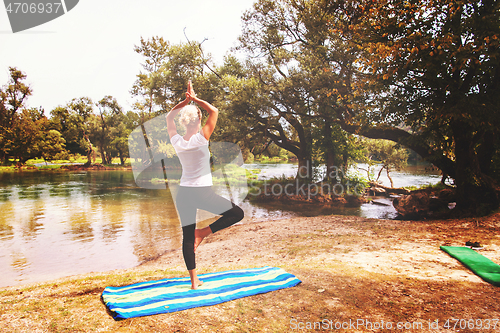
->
xmin=166 ymin=81 xmax=244 ymax=289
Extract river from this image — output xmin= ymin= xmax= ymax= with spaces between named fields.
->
xmin=0 ymin=163 xmax=440 ymax=287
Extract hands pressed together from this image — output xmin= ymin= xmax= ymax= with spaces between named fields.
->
xmin=166 ymin=80 xmax=217 ymax=144
xmin=186 ymin=80 xmax=198 ymax=103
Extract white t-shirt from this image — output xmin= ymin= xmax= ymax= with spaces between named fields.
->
xmin=170 ymin=132 xmax=213 ymax=187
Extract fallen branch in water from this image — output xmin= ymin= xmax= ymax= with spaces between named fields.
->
xmin=368 ymin=181 xmax=411 ymax=196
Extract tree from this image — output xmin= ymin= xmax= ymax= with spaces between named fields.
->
xmin=235 ymin=0 xmax=364 ymax=182
xmin=0 ymin=67 xmax=32 ymax=163
xmin=131 ymin=36 xmax=171 ymax=116
xmin=218 ymin=63 xmax=316 ymax=181
xmin=240 ymin=0 xmax=500 ymax=214
xmin=334 ymin=0 xmax=500 ymax=214
xmin=106 ymin=110 xmax=137 ymax=166
xmin=131 ymin=37 xmax=213 ymax=121
xmin=51 ymin=97 xmax=94 ymax=166
xmin=92 ymin=96 xmax=123 ymax=164
xmin=362 ymin=139 xmax=409 ymax=188
xmin=130 ymin=37 xmax=246 ymax=162
xmin=40 ymin=130 xmax=67 ymax=163
xmin=9 ymin=107 xmax=46 ymax=164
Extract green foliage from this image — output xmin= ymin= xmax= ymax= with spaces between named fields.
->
xmin=360 ymin=138 xmax=409 ymax=187
xmin=2 ymin=0 xmax=499 ymax=216
xmin=89 ymin=96 xmax=130 ymax=165
xmin=341 ymin=0 xmax=500 ymax=211
xmin=37 ymin=164 xmax=63 ymax=170
xmin=403 ymin=182 xmax=447 ymax=192
xmin=8 ymin=108 xmax=42 ymax=163
xmin=0 ymin=67 xmax=141 ymax=167
xmin=50 ymin=97 xmax=94 ymax=164
xmin=234 ymin=0 xmax=499 ymax=212
xmin=241 ymin=147 xmax=254 ymax=163
xmin=40 ymin=130 xmax=67 ymax=162
xmin=0 ymin=67 xmax=33 ymax=163
xmin=269 ymin=174 xmax=295 ymax=186
xmin=342 ymin=173 xmax=369 ymax=197
xmin=233 ymin=0 xmax=373 ymax=181
xmin=131 ymin=36 xmax=212 ymax=115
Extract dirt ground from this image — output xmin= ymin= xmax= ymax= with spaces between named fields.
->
xmin=1 ymin=213 xmax=500 ymax=332
xmin=156 ymin=213 xmax=500 ymax=284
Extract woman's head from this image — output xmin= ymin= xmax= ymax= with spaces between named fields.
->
xmin=179 ymin=104 xmax=202 ymax=129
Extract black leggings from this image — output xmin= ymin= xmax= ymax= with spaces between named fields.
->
xmin=175 ymin=186 xmax=244 ymax=270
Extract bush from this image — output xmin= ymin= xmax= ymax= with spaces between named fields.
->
xmin=403 ymin=182 xmax=446 ymax=191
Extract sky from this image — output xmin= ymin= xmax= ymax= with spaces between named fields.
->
xmin=0 ymin=0 xmax=256 ymax=112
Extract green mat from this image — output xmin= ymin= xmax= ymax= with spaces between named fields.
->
xmin=440 ymin=246 xmax=500 ymax=286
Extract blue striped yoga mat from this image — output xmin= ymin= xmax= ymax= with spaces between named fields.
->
xmin=102 ymin=266 xmax=301 ymax=319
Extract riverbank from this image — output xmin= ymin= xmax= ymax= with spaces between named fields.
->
xmin=0 ymin=164 xmax=132 ymax=172
xmin=0 ymin=157 xmax=132 ymax=172
xmin=1 ymin=213 xmax=499 ymax=332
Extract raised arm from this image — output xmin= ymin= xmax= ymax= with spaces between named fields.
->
xmin=187 ymin=82 xmax=218 ymax=141
xmin=193 ymin=96 xmax=218 ymax=141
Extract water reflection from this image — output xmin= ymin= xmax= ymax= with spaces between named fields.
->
xmin=131 ymin=193 xmax=181 ymax=263
xmin=0 ymin=202 xmax=15 ymax=241
xmin=49 ymin=184 xmax=73 ymax=197
xmin=0 ymin=222 xmax=14 ymax=240
xmin=100 ymin=201 xmax=125 ymax=242
xmin=11 ymin=251 xmax=30 ymax=273
xmin=101 ymin=221 xmax=124 ymax=242
xmin=21 ymin=201 xmax=45 ymax=241
xmin=0 ymin=171 xmax=151 ymax=287
xmin=243 ymin=162 xmax=439 ymax=221
xmin=0 ymin=188 xmax=12 ymax=202
xmin=18 ymin=185 xmax=44 ymax=200
xmin=66 ymin=223 xmax=94 ymax=243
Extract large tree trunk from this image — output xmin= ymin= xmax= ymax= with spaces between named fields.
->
xmin=323 ymin=120 xmax=342 ymax=184
xmin=296 ymin=155 xmax=313 ymax=183
xmin=99 ymin=145 xmax=106 ymax=165
xmin=119 ymin=151 xmax=125 ymax=166
xmin=451 ymin=119 xmax=499 ymax=215
xmin=83 ymin=131 xmax=93 ymax=167
xmin=263 ymin=113 xmax=314 ymax=184
xmin=476 ymin=130 xmax=496 ymax=176
xmin=105 ymin=152 xmax=112 ymax=165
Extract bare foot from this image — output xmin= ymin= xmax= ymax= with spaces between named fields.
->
xmin=191 ymin=279 xmax=204 ymax=290
xmin=188 ymin=269 xmax=204 ymax=289
xmin=194 ymin=227 xmax=212 ymax=252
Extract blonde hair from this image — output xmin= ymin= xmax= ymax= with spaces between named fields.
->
xmin=179 ymin=105 xmax=202 ymax=128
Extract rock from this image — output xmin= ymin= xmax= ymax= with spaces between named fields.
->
xmin=428 ymin=196 xmax=448 ymax=211
xmin=393 ymin=191 xmax=449 ymax=219
xmin=346 ymin=195 xmax=367 ymax=207
xmin=438 ymin=188 xmax=455 ymax=202
xmin=332 ymin=196 xmax=348 ymax=205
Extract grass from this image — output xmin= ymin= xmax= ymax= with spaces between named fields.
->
xmin=403 ymin=182 xmax=448 ymax=192
xmin=0 ymin=156 xmax=132 ymax=173
xmin=253 ymin=156 xmax=289 ymax=164
xmin=0 ymin=166 xmax=16 ymax=172
xmin=37 ymin=164 xmax=65 ymax=170
xmin=4 ymin=240 xmax=339 ymax=332
xmin=151 ymin=165 xmax=261 ymax=187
